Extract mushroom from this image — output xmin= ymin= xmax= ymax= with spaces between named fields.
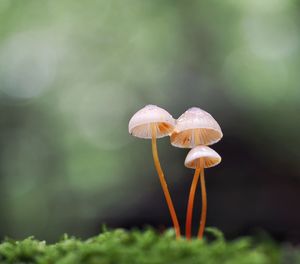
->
xmin=185 ymin=146 xmax=221 ymax=239
xmin=171 ymin=107 xmax=223 ymax=148
xmin=170 ymin=107 xmax=222 ymax=239
xmin=128 ymin=105 xmax=181 ymax=239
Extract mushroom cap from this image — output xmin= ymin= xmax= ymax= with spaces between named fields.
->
xmin=128 ymin=105 xmax=175 ymax=139
xmin=171 ymin=107 xmax=223 ymax=148
xmin=185 ymin=145 xmax=221 ymax=169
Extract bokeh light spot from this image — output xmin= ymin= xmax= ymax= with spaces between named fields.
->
xmin=0 ymin=31 xmax=61 ymax=100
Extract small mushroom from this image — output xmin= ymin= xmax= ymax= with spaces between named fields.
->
xmin=185 ymin=146 xmax=221 ymax=239
xmin=170 ymin=107 xmax=222 ymax=239
xmin=128 ymin=105 xmax=181 ymax=238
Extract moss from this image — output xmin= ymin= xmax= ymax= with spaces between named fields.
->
xmin=0 ymin=228 xmax=285 ymax=264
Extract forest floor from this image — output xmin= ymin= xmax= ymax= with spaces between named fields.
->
xmin=0 ymin=227 xmax=298 ymax=264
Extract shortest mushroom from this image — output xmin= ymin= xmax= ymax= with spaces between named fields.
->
xmin=184 ymin=146 xmax=221 ymax=239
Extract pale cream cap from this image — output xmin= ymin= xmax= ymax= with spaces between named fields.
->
xmin=128 ymin=105 xmax=175 ymax=139
xmin=185 ymin=145 xmax=221 ymax=169
xmin=171 ymin=107 xmax=223 ymax=148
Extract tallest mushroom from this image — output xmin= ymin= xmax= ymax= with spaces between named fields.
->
xmin=170 ymin=107 xmax=223 ymax=239
xmin=129 ymin=105 xmax=180 ymax=239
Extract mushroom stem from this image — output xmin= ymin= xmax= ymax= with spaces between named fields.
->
xmin=151 ymin=124 xmax=181 ymax=239
xmin=185 ymin=165 xmax=200 ymax=240
xmin=198 ymin=165 xmax=207 ymax=239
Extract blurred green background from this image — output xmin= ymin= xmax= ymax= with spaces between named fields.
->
xmin=0 ymin=0 xmax=300 ymax=242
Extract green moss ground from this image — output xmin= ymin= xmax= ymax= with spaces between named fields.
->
xmin=0 ymin=227 xmax=297 ymax=264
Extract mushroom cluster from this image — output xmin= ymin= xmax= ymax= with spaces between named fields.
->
xmin=129 ymin=105 xmax=222 ymax=240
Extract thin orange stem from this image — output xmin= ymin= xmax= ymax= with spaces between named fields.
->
xmin=185 ymin=131 xmax=201 ymax=240
xmin=197 ymin=166 xmax=207 ymax=239
xmin=151 ymin=124 xmax=181 ymax=239
xmin=185 ymin=167 xmax=200 ymax=240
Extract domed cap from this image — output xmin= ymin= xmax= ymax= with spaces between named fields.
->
xmin=128 ymin=105 xmax=175 ymax=139
xmin=185 ymin=145 xmax=221 ymax=169
xmin=171 ymin=107 xmax=223 ymax=148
